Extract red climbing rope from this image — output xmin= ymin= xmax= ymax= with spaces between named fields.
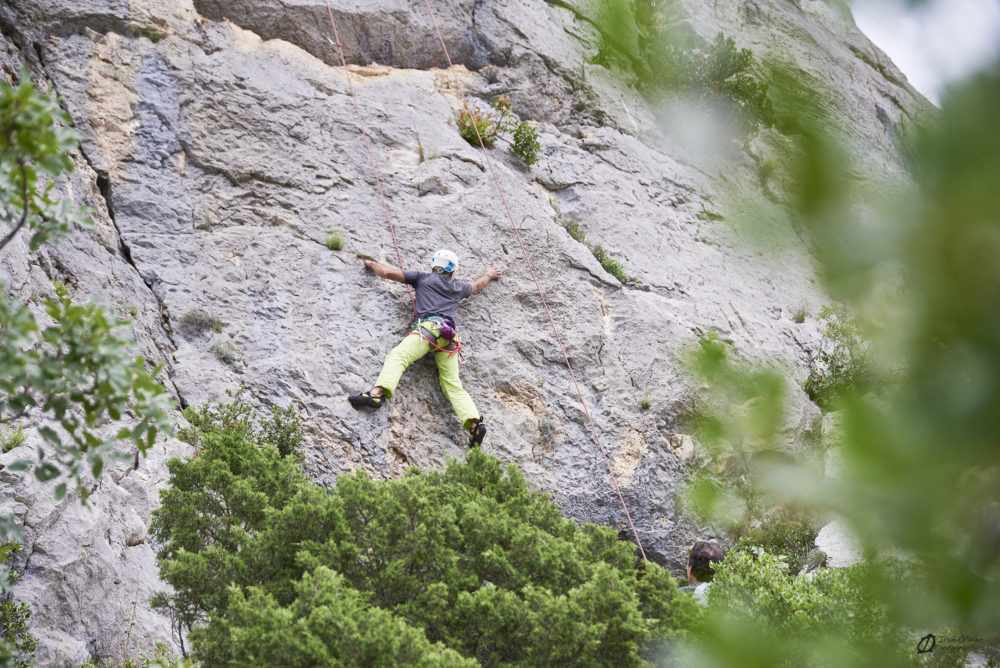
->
xmin=419 ymin=0 xmax=648 ymax=561
xmin=324 ymin=0 xmax=415 ymax=313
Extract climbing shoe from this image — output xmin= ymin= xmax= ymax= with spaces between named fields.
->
xmin=348 ymin=392 xmax=385 ymax=409
xmin=468 ymin=417 xmax=486 ymax=448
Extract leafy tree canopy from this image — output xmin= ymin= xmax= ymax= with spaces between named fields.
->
xmin=151 ymin=396 xmax=700 ymax=667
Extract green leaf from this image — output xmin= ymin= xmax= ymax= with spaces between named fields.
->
xmin=6 ymin=459 xmax=31 ymax=472
xmin=54 ymin=482 xmax=67 ymax=500
xmin=33 ymin=463 xmax=59 ymax=482
xmin=37 ymin=426 xmax=61 ymax=446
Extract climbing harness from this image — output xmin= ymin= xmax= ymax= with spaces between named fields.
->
xmin=324 ymin=0 xmax=647 ymax=560
xmin=409 ymin=316 xmax=462 ymax=357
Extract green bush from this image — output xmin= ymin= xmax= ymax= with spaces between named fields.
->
xmin=456 ymin=106 xmax=498 ymax=148
xmin=803 ymin=305 xmax=875 ymax=411
xmin=511 ymin=122 xmax=540 ymax=166
xmin=260 ymin=404 xmax=303 ymax=460
xmin=79 ymin=642 xmax=190 ymax=667
xmin=151 ymin=397 xmax=699 ymax=666
xmin=734 ymin=511 xmax=818 ymax=576
xmin=695 ymin=549 xmax=925 ymax=666
xmin=1 ymin=543 xmax=37 ymax=668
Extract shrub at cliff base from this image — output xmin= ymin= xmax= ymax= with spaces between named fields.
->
xmin=150 ymin=397 xmax=699 ymax=666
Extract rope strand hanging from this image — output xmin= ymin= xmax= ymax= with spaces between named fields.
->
xmin=324 ymin=0 xmax=415 ymax=313
xmin=418 ymin=0 xmax=648 ymax=561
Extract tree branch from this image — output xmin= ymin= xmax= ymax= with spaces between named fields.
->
xmin=0 ymin=160 xmax=30 ymax=253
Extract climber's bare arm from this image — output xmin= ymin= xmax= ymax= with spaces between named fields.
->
xmin=364 ymin=259 xmax=405 ymax=283
xmin=470 ymin=266 xmax=502 ymax=294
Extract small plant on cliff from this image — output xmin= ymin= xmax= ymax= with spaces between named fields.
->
xmin=510 ymin=120 xmax=540 ymax=166
xmin=457 ymin=97 xmax=540 ymax=166
xmin=323 ymin=226 xmax=344 ymax=251
xmin=178 ymin=308 xmax=223 ymax=337
xmin=126 ymin=23 xmax=167 ymax=44
xmin=456 ymin=106 xmax=498 ymax=148
xmin=550 ymin=200 xmax=636 ymax=284
xmin=210 ymin=340 xmax=244 ymax=372
xmin=0 ymin=423 xmax=27 ymax=453
xmin=590 ymin=243 xmax=629 ymax=283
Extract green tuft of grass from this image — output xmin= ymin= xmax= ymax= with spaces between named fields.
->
xmin=179 ymin=309 xmax=224 ymax=336
xmin=324 ymin=227 xmax=345 ymax=251
xmin=127 ymin=24 xmax=167 ymax=43
xmin=590 ymin=244 xmax=629 ymax=283
xmin=1 ymin=422 xmax=27 ymax=453
xmin=211 ymin=341 xmax=245 ymax=372
xmin=564 ymin=218 xmax=588 ymax=243
xmin=638 ymin=394 xmax=652 ymax=410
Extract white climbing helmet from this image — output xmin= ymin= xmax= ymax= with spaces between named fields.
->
xmin=430 ymin=249 xmax=459 ymax=274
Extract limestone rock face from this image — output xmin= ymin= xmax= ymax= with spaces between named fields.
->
xmin=0 ymin=0 xmax=928 ymax=661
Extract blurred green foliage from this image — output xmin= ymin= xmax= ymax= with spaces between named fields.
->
xmin=0 ymin=284 xmax=175 ymax=509
xmin=685 ymin=549 xmax=948 ymax=668
xmin=593 ymin=1 xmax=774 ymax=131
xmin=803 ymin=305 xmax=877 ymax=411
xmin=734 ymin=510 xmax=819 ymax=577
xmin=151 ymin=395 xmax=700 ymax=666
xmin=678 ymin=34 xmax=1000 ymax=668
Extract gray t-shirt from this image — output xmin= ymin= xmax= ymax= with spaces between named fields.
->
xmin=403 ymin=270 xmax=472 ymax=320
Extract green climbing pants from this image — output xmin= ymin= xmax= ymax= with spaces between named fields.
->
xmin=375 ymin=326 xmax=479 ymax=429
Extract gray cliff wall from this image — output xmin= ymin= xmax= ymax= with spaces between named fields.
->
xmin=0 ymin=0 xmax=927 ymax=663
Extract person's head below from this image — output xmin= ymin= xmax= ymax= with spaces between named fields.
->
xmin=687 ymin=540 xmax=725 ymax=584
xmin=431 ymin=249 xmax=458 ymax=277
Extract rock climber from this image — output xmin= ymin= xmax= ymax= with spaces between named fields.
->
xmin=348 ymin=250 xmax=501 ymax=447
